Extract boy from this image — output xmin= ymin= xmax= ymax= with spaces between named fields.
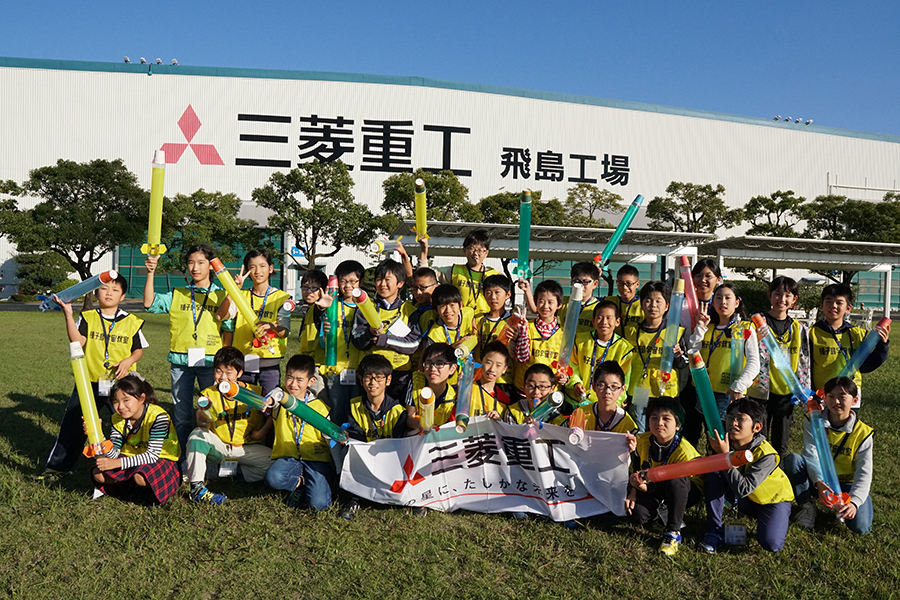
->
xmin=809 ymin=283 xmax=889 ymax=406
xmin=320 ymin=260 xmax=364 ymax=427
xmin=603 ymin=264 xmax=643 ymax=337
xmin=41 ymin=274 xmax=148 ymax=478
xmin=505 ymin=363 xmax=557 ymax=424
xmin=341 ymin=354 xmax=408 ymax=519
xmin=522 ymin=263 xmax=601 ymax=336
xmin=512 ymin=280 xmax=566 ymax=395
xmin=265 ymin=355 xmax=334 ymax=511
xmin=351 ymin=259 xmax=421 ymax=403
xmin=748 ymin=276 xmax=811 ymax=456
xmin=700 ymin=398 xmax=795 ymax=553
xmin=567 ymin=300 xmax=634 ymax=408
xmin=423 ymin=229 xmax=500 ymax=313
xmin=475 ymin=274 xmax=516 ymax=389
xmin=623 ymin=282 xmax=684 ymax=433
xmin=422 ymin=284 xmax=479 ymax=359
xmin=297 ymin=269 xmax=330 ymax=399
xmin=627 ymin=398 xmax=702 ymax=556
xmin=579 ymin=362 xmax=638 ymax=434
xmin=783 ymin=377 xmax=873 ymax=534
xmin=474 ymin=341 xmax=512 ymax=418
xmin=405 ymin=343 xmax=459 ymax=433
xmin=184 ymin=347 xmax=273 ymax=504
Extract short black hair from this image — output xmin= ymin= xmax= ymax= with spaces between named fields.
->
xmin=375 ymin=259 xmax=407 ymax=284
xmin=335 ymin=260 xmax=365 ymax=282
xmin=243 ymin=247 xmax=274 ymax=271
xmin=412 ymin=266 xmax=438 ymax=283
xmin=285 ymin=354 xmax=316 ymax=380
xmin=616 ymin=264 xmax=640 ymax=280
xmin=184 ymin=243 xmax=216 ymax=265
xmin=301 ymin=269 xmax=328 ymax=290
xmin=591 ymin=360 xmax=625 ymax=387
xmin=571 ymin=262 xmax=600 ymax=282
xmin=213 ymin=346 xmax=244 ymax=372
xmin=823 ymin=376 xmax=859 ymax=399
xmin=463 ymin=229 xmax=491 ymax=250
xmin=692 ymin=258 xmax=722 ymax=280
xmin=110 ymin=374 xmax=157 ymax=405
xmin=639 ymin=281 xmax=670 ymax=303
xmin=421 ymin=343 xmax=457 ymax=367
xmin=594 ymin=299 xmax=621 ymax=320
xmin=534 ymin=280 xmax=564 ymax=306
xmin=104 ymin=273 xmax=129 ymax=295
xmin=431 ymin=284 xmax=462 ymax=308
xmin=481 ymin=341 xmax=510 ymax=365
xmin=357 ymin=354 xmax=393 ymax=379
xmin=725 ymin=397 xmax=766 ymax=427
xmin=646 ymin=397 xmax=685 ymax=431
xmin=821 ymin=283 xmax=853 ymax=305
xmin=524 ymin=363 xmax=556 ymax=385
xmin=769 ymin=276 xmax=799 ymax=298
xmin=483 ymin=274 xmax=512 ymax=294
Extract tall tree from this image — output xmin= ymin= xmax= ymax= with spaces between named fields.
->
xmin=564 ymin=184 xmax=623 ymax=228
xmin=646 ymin=181 xmax=742 ymax=234
xmin=252 ymin=160 xmax=385 ymax=270
xmin=380 ymin=169 xmax=476 ymax=232
xmin=743 ymin=190 xmax=806 ymax=237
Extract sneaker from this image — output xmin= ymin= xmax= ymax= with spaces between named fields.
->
xmin=341 ymin=498 xmax=361 ymax=520
xmin=563 ymin=520 xmax=579 ymax=530
xmin=191 ymin=486 xmax=227 ymax=505
xmin=659 ymin=531 xmax=682 ymax=556
xmin=91 ymin=487 xmax=106 ymax=500
xmin=699 ymin=531 xmax=724 ymax=554
xmin=286 ymin=490 xmax=303 ymax=509
xmin=794 ymin=502 xmax=816 ymax=529
xmin=35 ymin=468 xmax=71 ymax=481
xmin=412 ymin=506 xmax=427 ymax=518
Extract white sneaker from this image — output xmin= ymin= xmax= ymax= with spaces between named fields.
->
xmin=91 ymin=487 xmax=106 ymax=500
xmin=795 ymin=502 xmax=816 ymax=529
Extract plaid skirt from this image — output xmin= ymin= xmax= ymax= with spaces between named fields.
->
xmin=100 ymin=459 xmax=181 ymax=504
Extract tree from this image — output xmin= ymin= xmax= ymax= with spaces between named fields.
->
xmin=743 ymin=190 xmax=806 ymax=237
xmin=800 ymin=194 xmax=850 ymax=241
xmin=0 ymin=159 xmax=146 ymax=281
xmin=380 ymin=169 xmax=476 ymax=233
xmin=646 ymin=182 xmax=742 ymax=234
xmin=252 ymin=160 xmax=384 ymax=270
xmin=564 ymin=184 xmax=623 ymax=228
xmin=12 ymin=252 xmax=72 ymax=294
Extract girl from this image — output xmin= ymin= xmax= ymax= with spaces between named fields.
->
xmin=92 ymin=375 xmax=181 ymax=504
xmin=688 ymin=283 xmax=760 ymax=423
xmin=218 ymin=248 xmax=292 ymax=395
xmin=144 ymin=244 xmax=229 ymax=451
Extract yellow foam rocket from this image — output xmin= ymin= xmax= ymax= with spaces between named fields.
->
xmin=413 ymin=178 xmax=429 ymax=241
xmin=141 ymin=150 xmax=167 ymax=255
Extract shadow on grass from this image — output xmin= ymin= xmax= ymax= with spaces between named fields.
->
xmin=1 ymin=392 xmax=81 ymax=474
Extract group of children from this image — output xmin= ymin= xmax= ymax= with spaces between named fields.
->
xmin=39 ymin=231 xmax=888 ymax=556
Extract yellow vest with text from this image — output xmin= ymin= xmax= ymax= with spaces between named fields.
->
xmin=200 ymin=383 xmax=265 ymax=446
xmin=81 ymin=310 xmax=144 ymax=381
xmin=760 ymin=317 xmax=805 ymax=396
xmin=698 ymin=320 xmax=754 ymax=394
xmin=829 ymin=419 xmax=874 ymax=484
xmin=411 ymin=371 xmax=458 ymax=426
xmin=558 ymin=298 xmax=599 ymax=337
xmin=474 ymin=313 xmax=515 ymax=385
xmin=741 ymin=440 xmax=794 ymax=504
xmin=348 ymin=396 xmax=407 ymax=441
xmin=568 ymin=332 xmax=634 ymax=405
xmin=624 ymin=322 xmax=683 ymax=398
xmin=809 ymin=325 xmax=867 ymax=390
xmin=112 ymin=404 xmax=181 ymax=461
xmin=271 ymin=399 xmax=332 ymax=462
xmin=169 ymin=287 xmax=227 ymax=354
xmin=233 ymin=288 xmax=292 ymax=359
xmin=514 ymin=321 xmax=564 ymax=392
xmin=450 ymin=264 xmax=500 ymax=314
xmin=603 ymin=295 xmax=644 ymax=338
xmin=635 ymin=433 xmax=703 ymax=489
xmin=367 ymin=300 xmax=419 ymax=372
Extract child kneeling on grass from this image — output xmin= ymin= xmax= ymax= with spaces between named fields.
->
xmin=91 ymin=375 xmax=181 ymax=505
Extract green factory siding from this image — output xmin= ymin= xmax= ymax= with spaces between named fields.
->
xmin=856 ymin=269 xmax=899 ymax=310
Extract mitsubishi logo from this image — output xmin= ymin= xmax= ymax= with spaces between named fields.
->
xmin=160 ymin=105 xmax=224 ymax=165
xmin=390 ymin=455 xmax=426 ymax=494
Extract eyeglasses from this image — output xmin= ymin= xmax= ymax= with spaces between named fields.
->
xmin=422 ymin=361 xmax=452 ymax=370
xmin=594 ymin=383 xmax=623 ymax=393
xmin=339 ymin=278 xmax=360 ymax=286
xmin=465 ymin=246 xmax=489 ymax=255
xmin=301 ymin=286 xmax=322 ymax=292
xmin=362 ymin=374 xmax=388 ymax=383
xmin=524 ymin=383 xmax=553 ymax=392
xmin=617 ymin=280 xmax=639 ymax=288
xmin=413 ymin=283 xmax=438 ymax=293
xmin=572 ymin=279 xmax=595 ymax=286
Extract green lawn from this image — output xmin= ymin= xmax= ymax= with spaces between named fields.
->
xmin=1 ymin=311 xmax=898 ymax=599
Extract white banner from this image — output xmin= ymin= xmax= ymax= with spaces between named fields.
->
xmin=340 ymin=416 xmax=630 ymax=521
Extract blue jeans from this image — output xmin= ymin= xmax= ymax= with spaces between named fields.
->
xmin=782 ymin=453 xmax=873 ymax=534
xmin=239 ymin=364 xmax=282 ymax=396
xmin=626 ymin=395 xmax=648 ymax=433
xmin=705 ymin=470 xmax=791 ymax=552
xmin=170 ymin=364 xmax=215 ymax=452
xmin=265 ymin=457 xmax=333 ymax=511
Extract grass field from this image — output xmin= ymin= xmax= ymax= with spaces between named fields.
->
xmin=1 ymin=311 xmax=899 ymax=599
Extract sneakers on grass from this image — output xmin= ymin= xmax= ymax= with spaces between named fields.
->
xmin=659 ymin=531 xmax=682 ymax=556
xmin=35 ymin=468 xmax=71 ymax=481
xmin=341 ymin=498 xmax=361 ymax=520
xmin=286 ymin=490 xmax=303 ymax=508
xmin=191 ymin=486 xmax=227 ymax=505
xmin=699 ymin=531 xmax=724 ymax=554
xmin=794 ymin=502 xmax=816 ymax=529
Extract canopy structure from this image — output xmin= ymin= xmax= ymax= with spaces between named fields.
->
xmin=394 ymin=220 xmax=715 ymax=279
xmin=698 ymin=236 xmax=900 ymax=316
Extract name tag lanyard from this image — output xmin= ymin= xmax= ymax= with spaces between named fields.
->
xmin=191 ymin=286 xmax=212 ymax=342
xmin=98 ymin=309 xmax=118 ymax=370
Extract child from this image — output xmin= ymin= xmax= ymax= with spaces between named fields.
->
xmin=688 ymin=283 xmax=760 ymax=422
xmin=567 ymin=300 xmax=634 ymax=408
xmin=783 ymin=377 xmax=873 ymax=534
xmin=504 ymin=363 xmax=557 ymax=424
xmin=144 ymin=244 xmax=231 ymax=451
xmin=626 ymin=397 xmax=703 ymax=556
xmin=603 ymin=264 xmax=643 ymax=337
xmin=184 ymin=347 xmax=273 ymax=504
xmin=404 ymin=266 xmax=440 ymax=372
xmin=219 ymin=248 xmax=292 ymax=395
xmin=42 ymin=273 xmax=148 ymax=478
xmin=91 ymin=375 xmax=181 ymax=505
xmin=700 ymin=398 xmax=795 ymax=553
xmin=691 ymin=258 xmax=723 ymax=315
xmin=748 ymin=276 xmax=811 ymax=456
xmin=512 ymin=280 xmax=566 ymax=395
xmin=424 ymin=229 xmax=500 ymax=313
xmin=579 ymin=362 xmax=638 ymax=434
xmin=422 ymin=284 xmax=478 ymax=359
xmin=474 ymin=341 xmax=512 ymax=418
xmin=623 ymin=282 xmax=684 ymax=433
xmin=265 ymin=355 xmax=334 ymax=511
xmin=297 ymin=269 xmax=330 ymax=400
xmin=341 ymin=354 xmax=409 ymax=519
xmin=475 ymin=274 xmax=516 ymax=390
xmin=521 ymin=263 xmax=601 ymax=335
xmin=405 ymin=343 xmax=459 ymax=433
xmin=809 ymin=283 xmax=889 ymax=405
xmin=351 ymin=259 xmax=421 ymax=402
xmin=321 ymin=260 xmax=364 ymax=427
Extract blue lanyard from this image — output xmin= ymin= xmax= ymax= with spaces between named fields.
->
xmin=618 ymin=297 xmax=640 ymax=335
xmin=636 ymin=326 xmax=662 ymax=379
xmin=288 ymin=393 xmax=313 ymax=447
xmin=250 ymin=286 xmax=271 ymax=320
xmin=369 ymin=411 xmax=387 ymax=440
xmin=831 ymin=330 xmax=852 ymax=362
xmin=707 ymin=316 xmax=736 ymax=358
xmin=589 ymin=333 xmax=614 ymax=383
xmin=593 ymin=403 xmax=617 ymax=431
xmin=97 ymin=309 xmax=116 ymax=369
xmin=442 ymin=320 xmax=461 ymax=344
xmin=655 ymin=433 xmax=681 ymax=466
xmin=190 ymin=286 xmax=212 ymax=341
xmin=478 ymin=385 xmax=498 ymax=414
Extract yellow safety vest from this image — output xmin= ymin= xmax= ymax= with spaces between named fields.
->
xmin=514 ymin=321 xmax=564 ymax=392
xmin=450 ymin=264 xmax=499 ymax=314
xmin=757 ymin=316 xmax=806 ymax=396
xmin=410 ymin=371 xmax=458 ymax=426
xmin=270 ymin=399 xmax=332 ymax=462
xmin=348 ymin=396 xmax=407 ymax=442
xmin=635 ymin=433 xmax=703 ymax=489
xmin=603 ymin=295 xmax=644 ymax=338
xmin=366 ymin=301 xmax=420 ymax=372
xmin=582 ymin=405 xmax=638 ymax=434
xmin=698 ymin=319 xmax=754 ymax=394
xmin=558 ymin=297 xmax=600 ymax=337
xmin=81 ymin=310 xmax=144 ymax=381
xmin=200 ymin=383 xmax=265 ymax=446
xmin=169 ymin=287 xmax=227 ymax=354
xmin=809 ymin=325 xmax=867 ymax=391
xmin=568 ymin=332 xmax=634 ymax=405
xmin=233 ymin=288 xmax=292 ymax=359
xmin=111 ymin=404 xmax=180 ymax=461
xmin=624 ymin=322 xmax=683 ymax=398
xmin=741 ymin=440 xmax=794 ymax=504
xmin=474 ymin=312 xmax=515 ymax=385
xmin=829 ymin=418 xmax=874 ymax=484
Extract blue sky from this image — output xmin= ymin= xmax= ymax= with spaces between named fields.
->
xmin=4 ymin=1 xmax=900 ymax=136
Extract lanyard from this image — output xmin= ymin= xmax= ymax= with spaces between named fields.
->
xmin=589 ymin=334 xmax=614 ymax=383
xmin=250 ymin=286 xmax=271 ymax=320
xmin=707 ymin=317 xmax=736 ymax=359
xmin=831 ymin=330 xmax=852 ymax=362
xmin=368 ymin=410 xmax=387 ymax=440
xmin=480 ymin=313 xmax=510 ymax=354
xmin=654 ymin=433 xmax=681 ymax=466
xmin=442 ymin=320 xmax=461 ymax=345
xmin=635 ymin=326 xmax=662 ymax=379
xmin=97 ymin=309 xmax=116 ymax=369
xmin=533 ymin=320 xmax=560 ymax=341
xmin=340 ymin=301 xmax=353 ymax=358
xmin=120 ymin=405 xmax=147 ymax=445
xmin=464 ymin=265 xmax=485 ymax=302
xmin=190 ymin=286 xmax=212 ymax=341
xmin=593 ymin=403 xmax=617 ymax=431
xmin=618 ymin=297 xmax=640 ymax=335
xmin=376 ymin=300 xmax=405 ymax=333
xmin=219 ymin=390 xmax=249 ymax=443
xmin=288 ymin=393 xmax=313 ymax=448
xmin=478 ymin=385 xmax=498 ymax=414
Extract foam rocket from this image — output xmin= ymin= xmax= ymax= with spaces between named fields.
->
xmin=141 ymin=150 xmax=167 ymax=255
xmin=593 ymin=194 xmax=644 ymax=271
xmin=413 ymin=178 xmax=429 ymax=242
